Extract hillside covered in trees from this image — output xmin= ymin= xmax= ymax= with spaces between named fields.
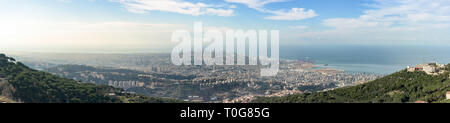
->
xmin=0 ymin=53 xmax=182 ymax=103
xmin=253 ymin=65 xmax=450 ymax=103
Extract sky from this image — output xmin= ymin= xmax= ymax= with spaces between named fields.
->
xmin=1 ymin=0 xmax=450 ymax=53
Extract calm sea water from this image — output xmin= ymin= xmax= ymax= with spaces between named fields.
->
xmin=280 ymin=45 xmax=450 ymax=74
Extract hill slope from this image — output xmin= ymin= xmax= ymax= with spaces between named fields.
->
xmin=0 ymin=54 xmax=181 ymax=103
xmin=253 ymin=66 xmax=450 ymax=103
xmin=0 ymin=96 xmax=16 ymax=103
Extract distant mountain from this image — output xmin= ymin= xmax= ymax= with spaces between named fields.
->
xmin=253 ymin=65 xmax=450 ymax=103
xmin=0 ymin=53 xmax=182 ymax=103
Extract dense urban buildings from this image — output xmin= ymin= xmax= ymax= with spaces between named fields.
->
xmin=11 ymin=53 xmax=382 ymax=103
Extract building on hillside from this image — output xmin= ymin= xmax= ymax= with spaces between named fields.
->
xmin=414 ymin=100 xmax=427 ymax=103
xmin=446 ymin=91 xmax=450 ymax=100
xmin=407 ymin=62 xmax=446 ymax=75
xmin=108 ymin=93 xmax=116 ymax=96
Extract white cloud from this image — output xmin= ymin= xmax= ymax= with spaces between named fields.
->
xmin=363 ymin=0 xmax=450 ymax=23
xmin=204 ymin=26 xmax=234 ymax=32
xmin=296 ymin=0 xmax=450 ymax=45
xmin=114 ymin=0 xmax=234 ymax=16
xmin=88 ymin=21 xmax=180 ymax=28
xmin=289 ymin=25 xmax=308 ymax=29
xmin=324 ymin=0 xmax=450 ymax=29
xmin=205 ymin=8 xmax=234 ymax=17
xmin=58 ymin=0 xmax=98 ymax=3
xmin=323 ymin=18 xmax=392 ymax=28
xmin=224 ymin=0 xmax=317 ymax=20
xmin=57 ymin=0 xmax=72 ymax=3
xmin=224 ymin=0 xmax=286 ymax=10
xmin=114 ymin=0 xmax=316 ymax=20
xmin=265 ymin=8 xmax=317 ymax=20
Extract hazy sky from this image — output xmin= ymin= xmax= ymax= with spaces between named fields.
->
xmin=1 ymin=0 xmax=450 ymax=53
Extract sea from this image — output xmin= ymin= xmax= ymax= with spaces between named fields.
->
xmin=280 ymin=45 xmax=450 ymax=75
xmin=5 ymin=44 xmax=450 ymax=75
